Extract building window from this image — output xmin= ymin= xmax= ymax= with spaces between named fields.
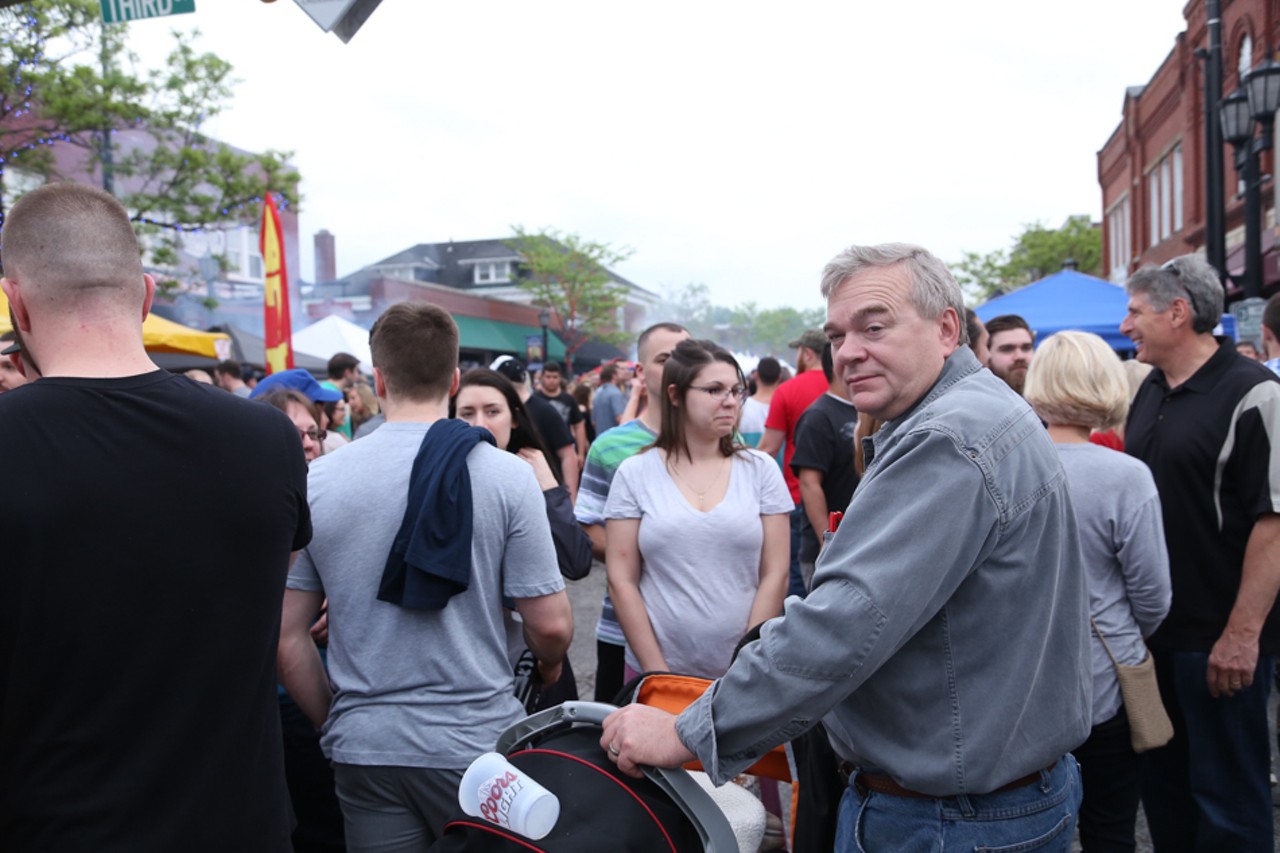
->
xmin=1108 ymin=195 xmax=1131 ymax=283
xmin=474 ymin=261 xmax=511 ymax=284
xmin=1239 ymin=34 xmax=1253 ymax=83
xmin=1172 ymin=145 xmax=1183 ymax=231
xmin=1147 ymin=144 xmax=1183 ymax=247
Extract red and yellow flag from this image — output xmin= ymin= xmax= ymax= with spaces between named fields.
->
xmin=261 ymin=192 xmax=294 ymax=375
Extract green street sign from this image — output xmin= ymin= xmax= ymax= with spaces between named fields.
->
xmin=100 ymin=0 xmax=196 ymax=25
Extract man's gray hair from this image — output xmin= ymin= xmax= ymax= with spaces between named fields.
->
xmin=819 ymin=243 xmax=968 ymax=346
xmin=1125 ymin=254 xmax=1223 ymax=335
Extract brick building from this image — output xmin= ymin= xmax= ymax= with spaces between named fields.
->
xmin=1098 ymin=0 xmax=1280 ymax=298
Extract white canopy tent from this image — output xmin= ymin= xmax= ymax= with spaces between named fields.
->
xmin=292 ymin=315 xmax=373 ymax=370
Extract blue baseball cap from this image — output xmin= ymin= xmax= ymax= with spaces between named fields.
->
xmin=249 ymin=368 xmax=343 ymax=403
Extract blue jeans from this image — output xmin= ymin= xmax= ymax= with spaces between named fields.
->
xmin=788 ymin=504 xmax=806 ymax=598
xmin=836 ymin=755 xmax=1081 ymax=852
xmin=1141 ymin=650 xmax=1275 ymax=852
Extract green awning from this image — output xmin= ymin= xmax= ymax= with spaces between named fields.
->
xmin=453 ymin=315 xmax=566 ymax=360
xmin=453 ymin=316 xmax=513 ymax=352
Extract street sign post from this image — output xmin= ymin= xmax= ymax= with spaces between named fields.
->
xmin=100 ymin=0 xmax=195 ymax=24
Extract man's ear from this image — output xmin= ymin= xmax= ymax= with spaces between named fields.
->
xmin=373 ymin=367 xmax=387 ymax=399
xmin=1169 ymin=297 xmax=1192 ymax=329
xmin=2 ymin=276 xmax=31 ymax=331
xmin=448 ymin=367 xmax=460 ymax=398
xmin=938 ymin=307 xmax=961 ymax=353
xmin=141 ymin=274 xmax=156 ymax=320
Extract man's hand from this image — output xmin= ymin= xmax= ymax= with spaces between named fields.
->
xmin=1207 ymin=627 xmax=1258 ymax=697
xmin=308 ymin=598 xmax=329 ymax=644
xmin=535 ymin=657 xmax=563 ymax=687
xmin=600 ymin=704 xmax=694 ymax=779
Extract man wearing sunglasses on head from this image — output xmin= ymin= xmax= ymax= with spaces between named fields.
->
xmin=1121 ymin=253 xmax=1280 ymax=852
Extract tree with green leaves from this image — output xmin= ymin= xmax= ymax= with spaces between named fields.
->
xmin=655 ymin=282 xmax=718 ymax=340
xmin=953 ymin=215 xmax=1102 ymax=304
xmin=0 ymin=1 xmax=299 ymax=289
xmin=507 ymin=226 xmax=633 ymax=360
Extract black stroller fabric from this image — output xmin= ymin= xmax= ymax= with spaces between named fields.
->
xmin=429 ymin=725 xmax=704 ymax=852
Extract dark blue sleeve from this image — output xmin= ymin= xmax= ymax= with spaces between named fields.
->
xmin=544 ymin=485 xmax=593 ymax=580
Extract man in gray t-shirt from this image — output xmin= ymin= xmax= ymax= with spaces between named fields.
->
xmin=278 ymin=303 xmax=573 ymax=848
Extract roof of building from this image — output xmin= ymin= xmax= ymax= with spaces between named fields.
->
xmin=361 ymin=237 xmax=656 ymax=298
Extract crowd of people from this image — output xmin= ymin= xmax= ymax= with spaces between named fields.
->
xmin=2 ymin=181 xmax=1280 ymax=853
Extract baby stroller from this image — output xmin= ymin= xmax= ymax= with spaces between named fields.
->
xmin=428 ymin=701 xmax=738 ymax=852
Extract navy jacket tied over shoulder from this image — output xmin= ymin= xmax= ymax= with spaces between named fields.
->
xmin=379 ymin=419 xmax=496 ymax=611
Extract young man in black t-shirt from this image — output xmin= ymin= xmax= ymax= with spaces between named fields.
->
xmin=0 ymin=183 xmax=311 ymax=852
xmin=537 ymin=361 xmax=587 ymax=459
xmin=790 ymin=343 xmax=859 ymax=591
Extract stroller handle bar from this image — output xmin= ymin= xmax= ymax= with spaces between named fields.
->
xmin=496 ymin=701 xmax=739 ymax=853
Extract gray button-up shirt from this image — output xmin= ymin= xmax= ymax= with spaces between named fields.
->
xmin=675 ymin=347 xmax=1092 ymax=796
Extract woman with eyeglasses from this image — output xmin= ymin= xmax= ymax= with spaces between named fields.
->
xmin=604 ymin=339 xmax=792 ymax=681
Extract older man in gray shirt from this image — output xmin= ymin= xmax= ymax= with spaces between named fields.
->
xmin=602 ymin=244 xmax=1091 ymax=851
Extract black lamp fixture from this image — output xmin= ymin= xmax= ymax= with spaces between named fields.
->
xmin=1220 ymin=87 xmax=1253 ymax=146
xmin=538 ymin=307 xmax=550 ymax=368
xmin=1217 ymin=50 xmax=1280 ymax=301
xmin=1244 ymin=53 xmax=1280 ymax=128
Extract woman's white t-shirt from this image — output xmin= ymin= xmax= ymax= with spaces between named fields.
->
xmin=604 ymin=448 xmax=792 ymax=679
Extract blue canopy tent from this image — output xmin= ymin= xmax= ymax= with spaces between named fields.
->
xmin=974 ymin=269 xmax=1134 ymax=352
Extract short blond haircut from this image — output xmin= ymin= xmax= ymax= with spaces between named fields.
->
xmin=1024 ymin=331 xmax=1129 ymax=431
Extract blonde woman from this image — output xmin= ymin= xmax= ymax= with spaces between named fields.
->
xmin=1025 ymin=331 xmax=1171 ymax=852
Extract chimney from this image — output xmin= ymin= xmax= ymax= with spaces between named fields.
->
xmin=314 ymin=229 xmax=336 ymax=282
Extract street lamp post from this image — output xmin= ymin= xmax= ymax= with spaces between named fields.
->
xmin=1219 ymin=53 xmax=1280 ymax=341
xmin=538 ymin=307 xmax=550 ymax=370
xmin=1199 ymin=0 xmax=1227 ymax=278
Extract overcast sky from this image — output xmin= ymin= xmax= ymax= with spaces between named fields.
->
xmin=123 ymin=1 xmax=1189 ymax=311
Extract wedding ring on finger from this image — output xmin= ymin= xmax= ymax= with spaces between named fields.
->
xmin=608 ymin=742 xmax=621 ymax=757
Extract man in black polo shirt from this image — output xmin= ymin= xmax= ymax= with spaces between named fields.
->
xmin=1121 ymin=253 xmax=1280 ymax=852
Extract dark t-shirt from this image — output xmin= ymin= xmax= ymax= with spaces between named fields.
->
xmin=789 ymin=393 xmax=860 ymax=562
xmin=538 ymin=389 xmax=584 ymax=429
xmin=0 ymin=371 xmax=311 ymax=852
xmin=526 ymin=393 xmax=575 ymax=451
xmin=1125 ymin=340 xmax=1280 ymax=654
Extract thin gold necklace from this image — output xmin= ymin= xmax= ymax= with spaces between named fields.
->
xmin=669 ymin=456 xmax=729 ymax=508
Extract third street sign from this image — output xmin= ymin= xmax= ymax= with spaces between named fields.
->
xmin=100 ymin=0 xmax=195 ymax=25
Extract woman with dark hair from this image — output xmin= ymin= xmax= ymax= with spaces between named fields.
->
xmin=454 ymin=368 xmax=591 ymax=709
xmin=453 ymin=368 xmax=587 ymax=579
xmin=572 ymin=382 xmax=596 ymax=445
xmin=320 ymin=397 xmax=349 ymax=454
xmin=604 ymin=339 xmax=792 ymax=680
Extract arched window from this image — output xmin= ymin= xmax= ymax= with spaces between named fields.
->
xmin=1240 ymin=33 xmax=1254 ymax=82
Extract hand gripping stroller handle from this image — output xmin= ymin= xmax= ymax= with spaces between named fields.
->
xmin=496 ymin=701 xmax=740 ymax=853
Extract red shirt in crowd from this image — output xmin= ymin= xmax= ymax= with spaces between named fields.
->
xmin=764 ymin=368 xmax=830 ymax=503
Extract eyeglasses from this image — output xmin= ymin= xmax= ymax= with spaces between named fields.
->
xmin=298 ymin=427 xmax=321 ymax=442
xmin=1160 ymin=259 xmax=1202 ymax=318
xmin=691 ymin=384 xmax=748 ymax=403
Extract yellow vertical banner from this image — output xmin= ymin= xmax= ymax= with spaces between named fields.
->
xmin=260 ymin=193 xmax=294 ymax=374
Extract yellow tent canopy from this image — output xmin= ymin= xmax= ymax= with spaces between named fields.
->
xmin=0 ymin=288 xmax=231 ymax=359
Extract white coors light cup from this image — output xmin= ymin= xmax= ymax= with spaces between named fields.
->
xmin=458 ymin=752 xmax=561 ymax=840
